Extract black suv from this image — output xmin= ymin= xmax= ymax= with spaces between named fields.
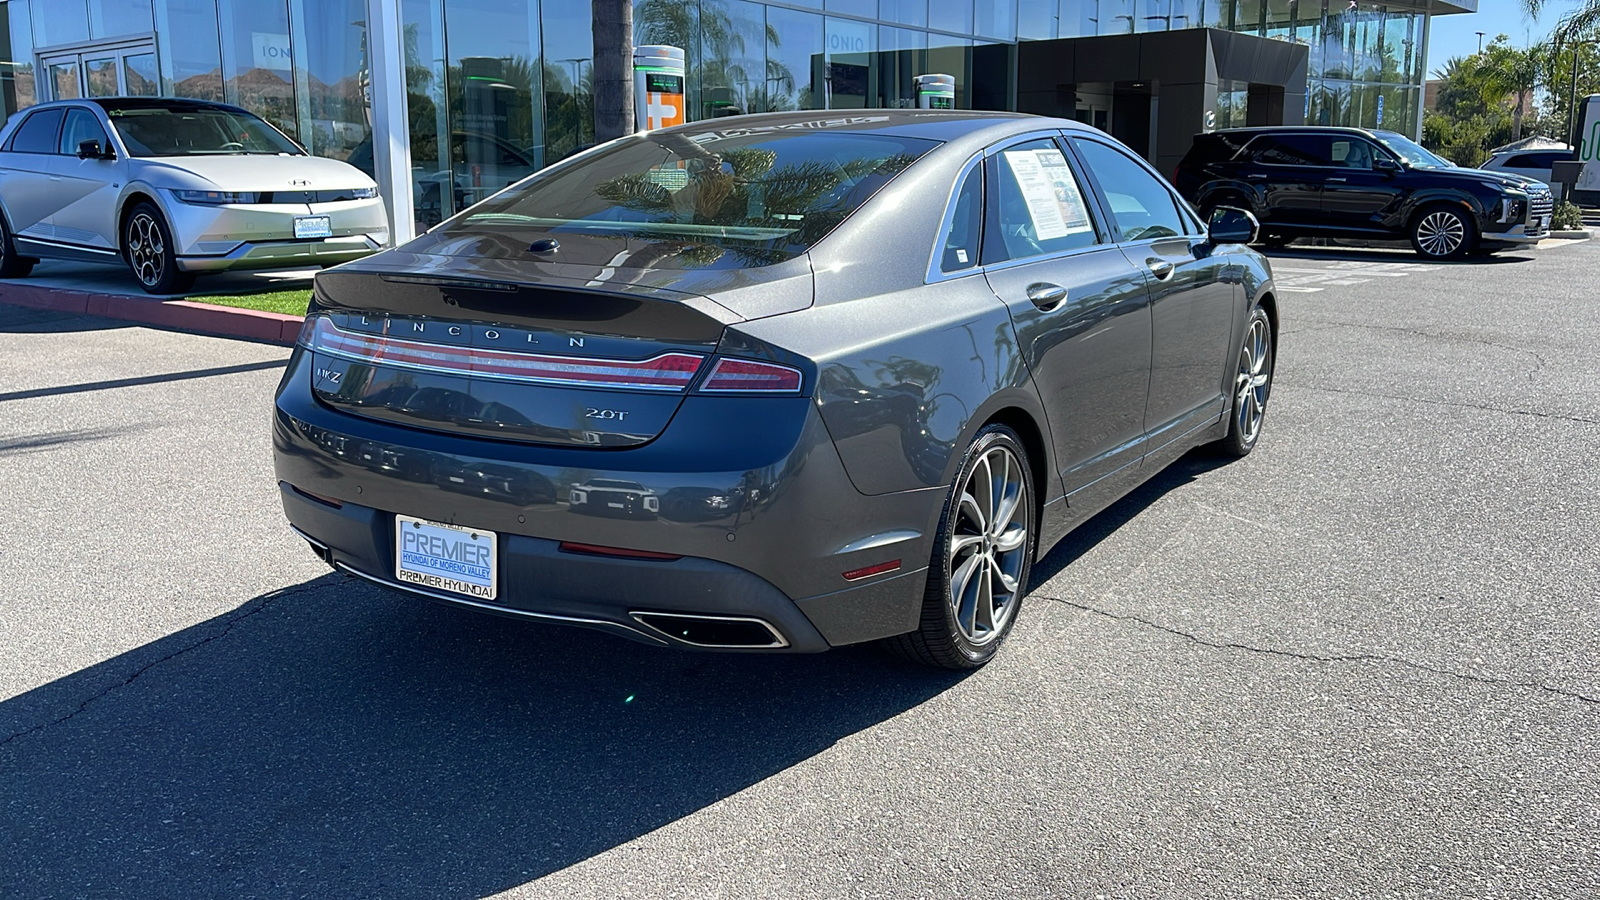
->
xmin=1174 ymin=126 xmax=1554 ymax=259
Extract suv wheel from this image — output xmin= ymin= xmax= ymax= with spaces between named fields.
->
xmin=0 ymin=212 xmax=35 ymax=279
xmin=123 ymin=203 xmax=196 ymax=295
xmin=1410 ymin=205 xmax=1475 ymax=260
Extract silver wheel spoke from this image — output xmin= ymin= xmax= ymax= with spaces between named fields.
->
xmin=992 ymin=524 xmax=1026 ymax=553
xmin=973 ymin=561 xmax=995 ymax=635
xmin=950 ymin=553 xmax=981 ymax=630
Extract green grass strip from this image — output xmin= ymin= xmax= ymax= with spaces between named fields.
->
xmin=184 ymin=289 xmax=312 ymax=317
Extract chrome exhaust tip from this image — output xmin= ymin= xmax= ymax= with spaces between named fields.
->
xmin=629 ymin=612 xmax=790 ymax=649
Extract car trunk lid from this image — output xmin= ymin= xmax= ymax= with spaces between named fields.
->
xmin=306 ymin=264 xmax=752 ymax=448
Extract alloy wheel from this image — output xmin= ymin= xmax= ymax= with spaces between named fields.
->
xmin=947 ymin=444 xmax=1029 ymax=645
xmin=1235 ymin=314 xmax=1272 ymax=444
xmin=127 ymin=212 xmax=165 ymax=287
xmin=1415 ymin=211 xmax=1465 ymax=257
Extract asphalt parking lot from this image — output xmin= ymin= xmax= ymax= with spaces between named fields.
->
xmin=2 ymin=240 xmax=1597 ymax=898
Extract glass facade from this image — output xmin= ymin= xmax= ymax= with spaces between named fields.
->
xmin=0 ymin=0 xmax=1438 ymax=230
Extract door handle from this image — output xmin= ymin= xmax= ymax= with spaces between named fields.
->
xmin=1246 ymin=173 xmax=1267 ymax=179
xmin=1025 ymin=282 xmax=1068 ymax=311
xmin=1146 ymin=259 xmax=1175 ymax=281
xmin=1327 ymin=177 xmax=1347 ymax=182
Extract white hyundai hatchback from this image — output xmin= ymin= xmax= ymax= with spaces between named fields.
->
xmin=0 ymin=97 xmax=388 ymax=294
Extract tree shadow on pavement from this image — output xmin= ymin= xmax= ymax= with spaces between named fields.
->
xmin=0 ymin=574 xmax=962 ymax=898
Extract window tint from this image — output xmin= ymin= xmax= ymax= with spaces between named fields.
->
xmin=1071 ymin=138 xmax=1186 ymax=242
xmin=939 ymin=162 xmax=982 ymax=273
xmin=1506 ymin=151 xmax=1569 ymax=168
xmin=983 ymin=138 xmax=1099 ymax=265
xmin=1247 ymin=133 xmax=1333 ymax=167
xmin=10 ymin=109 xmax=66 ymax=154
xmin=59 ymin=109 xmax=111 ymax=156
xmin=1330 ymin=137 xmax=1382 ymax=169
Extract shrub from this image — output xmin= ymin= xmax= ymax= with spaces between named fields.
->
xmin=1551 ymin=201 xmax=1585 ymax=231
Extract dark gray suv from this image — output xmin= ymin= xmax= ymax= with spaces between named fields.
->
xmin=275 ymin=110 xmax=1279 ymax=669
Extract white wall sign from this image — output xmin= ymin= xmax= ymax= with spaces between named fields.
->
xmin=826 ymin=19 xmax=872 ymax=57
xmin=253 ymin=33 xmax=292 ymax=70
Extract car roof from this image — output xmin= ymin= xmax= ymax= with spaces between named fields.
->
xmin=1207 ymin=125 xmax=1408 ymax=141
xmin=651 ymin=109 xmax=1082 ymax=145
xmin=89 ymin=97 xmax=254 ymax=115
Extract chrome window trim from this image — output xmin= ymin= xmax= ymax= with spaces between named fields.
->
xmin=924 ymin=150 xmax=987 ymax=285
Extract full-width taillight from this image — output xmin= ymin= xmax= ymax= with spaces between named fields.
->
xmin=307 ymin=317 xmax=704 ymax=391
xmin=698 ymin=357 xmax=803 ymax=393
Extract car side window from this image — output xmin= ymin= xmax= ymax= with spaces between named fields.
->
xmin=9 ymin=109 xmax=66 ymax=155
xmin=981 ymin=138 xmax=1099 ymax=266
xmin=59 ymin=109 xmax=111 ymax=156
xmin=1330 ymin=137 xmax=1388 ymax=169
xmin=938 ymin=161 xmax=982 ymax=273
xmin=1069 ymin=138 xmax=1186 ymax=242
xmin=1247 ymin=133 xmax=1333 ymax=167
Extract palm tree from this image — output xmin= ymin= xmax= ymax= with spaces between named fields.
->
xmin=1475 ymin=36 xmax=1542 ymax=140
xmin=593 ymin=0 xmax=634 ymax=142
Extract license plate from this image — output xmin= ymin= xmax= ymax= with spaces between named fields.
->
xmin=395 ymin=515 xmax=497 ymax=600
xmin=294 ymin=215 xmax=333 ymax=239
xmin=1537 ymin=216 xmax=1550 ymax=230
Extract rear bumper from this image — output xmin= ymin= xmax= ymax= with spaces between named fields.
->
xmin=273 ymin=349 xmax=942 ymax=652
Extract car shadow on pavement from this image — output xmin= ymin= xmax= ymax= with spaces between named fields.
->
xmin=1030 ymin=447 xmax=1234 ymax=587
xmin=0 ymin=573 xmax=963 ymax=897
xmin=1262 ymin=244 xmax=1539 ymax=265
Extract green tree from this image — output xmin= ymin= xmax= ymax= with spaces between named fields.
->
xmin=1476 ymin=36 xmax=1543 ymax=139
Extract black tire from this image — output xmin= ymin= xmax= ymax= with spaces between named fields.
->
xmin=886 ymin=424 xmax=1035 ymax=670
xmin=123 ymin=202 xmax=196 ymax=295
xmin=1409 ymin=204 xmax=1476 ymax=261
xmin=1216 ymin=304 xmax=1274 ymax=458
xmin=0 ymin=212 xmax=35 ymax=279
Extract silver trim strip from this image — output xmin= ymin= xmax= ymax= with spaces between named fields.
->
xmin=628 ymin=611 xmax=791 ymax=649
xmin=336 ymin=562 xmax=671 ymax=646
xmin=834 ymin=529 xmax=921 ymax=555
xmin=14 ymin=236 xmax=119 ymax=255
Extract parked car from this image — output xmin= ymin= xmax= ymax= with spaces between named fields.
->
xmin=1174 ymin=126 xmax=1554 ymax=259
xmin=0 ymin=97 xmax=388 ymax=294
xmin=275 ymin=110 xmax=1278 ymax=669
xmin=1481 ymin=145 xmax=1573 ymax=191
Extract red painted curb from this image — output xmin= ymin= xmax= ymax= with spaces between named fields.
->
xmin=0 ymin=281 xmax=302 ymax=346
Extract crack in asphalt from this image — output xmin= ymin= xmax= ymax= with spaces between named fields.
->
xmin=1045 ymin=596 xmax=1600 ymax=708
xmin=1298 ymin=384 xmax=1600 ymax=427
xmin=1284 ymin=320 xmax=1550 ymax=377
xmin=0 ymin=578 xmax=341 ymax=750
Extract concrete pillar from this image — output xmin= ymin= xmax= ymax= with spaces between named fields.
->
xmin=366 ymin=0 xmax=415 ymax=246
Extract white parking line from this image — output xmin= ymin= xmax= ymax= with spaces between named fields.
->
xmin=1269 ymin=258 xmax=1430 ymax=293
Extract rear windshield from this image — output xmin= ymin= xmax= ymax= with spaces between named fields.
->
xmin=105 ymin=106 xmax=303 ymax=157
xmin=450 ymin=129 xmax=938 ymax=269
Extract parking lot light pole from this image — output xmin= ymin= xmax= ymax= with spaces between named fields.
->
xmin=367 ymin=0 xmax=416 ymax=246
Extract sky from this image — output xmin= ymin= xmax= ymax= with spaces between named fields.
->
xmin=1425 ymin=0 xmax=1585 ymax=77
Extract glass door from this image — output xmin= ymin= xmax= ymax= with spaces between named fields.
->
xmin=40 ymin=43 xmax=158 ymax=100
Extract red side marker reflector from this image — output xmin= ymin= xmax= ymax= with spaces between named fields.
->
xmin=842 ymin=559 xmax=901 ymax=581
xmin=558 ymin=541 xmax=683 ymax=561
xmin=700 ymin=357 xmax=803 ymax=393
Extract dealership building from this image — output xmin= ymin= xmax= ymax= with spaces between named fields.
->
xmin=0 ymin=0 xmax=1472 ymax=240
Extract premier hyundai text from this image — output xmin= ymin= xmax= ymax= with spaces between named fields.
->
xmin=274 ymin=110 xmax=1279 ymax=669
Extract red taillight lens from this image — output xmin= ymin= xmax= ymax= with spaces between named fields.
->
xmin=699 ymin=357 xmax=803 ymax=393
xmin=296 ymin=315 xmax=318 ymax=348
xmin=308 ymin=318 xmax=704 ymax=391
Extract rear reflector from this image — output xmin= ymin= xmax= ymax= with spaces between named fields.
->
xmin=308 ymin=318 xmax=703 ymax=391
xmin=699 ymin=357 xmax=803 ymax=393
xmin=290 ymin=485 xmax=344 ymax=509
xmin=842 ymin=559 xmax=901 ymax=581
xmin=558 ymin=541 xmax=683 ymax=561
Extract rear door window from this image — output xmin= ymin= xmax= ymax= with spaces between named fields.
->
xmin=9 ymin=109 xmax=66 ymax=154
xmin=1247 ymin=133 xmax=1333 ymax=167
xmin=982 ymin=137 xmax=1100 ymax=265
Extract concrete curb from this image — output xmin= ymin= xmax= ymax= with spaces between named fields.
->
xmin=0 ymin=281 xmax=302 ymax=345
xmin=1548 ymin=229 xmax=1592 ymax=240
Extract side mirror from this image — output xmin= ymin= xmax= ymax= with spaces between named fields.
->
xmin=1373 ymin=157 xmax=1401 ymax=174
xmin=1207 ymin=206 xmax=1258 ymax=245
xmin=77 ymin=139 xmax=108 ymax=160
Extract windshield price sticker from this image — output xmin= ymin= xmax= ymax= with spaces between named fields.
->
xmin=1002 ymin=149 xmax=1093 ymax=241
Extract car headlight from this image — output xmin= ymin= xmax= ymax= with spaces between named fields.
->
xmin=173 ymin=189 xmax=260 ymax=205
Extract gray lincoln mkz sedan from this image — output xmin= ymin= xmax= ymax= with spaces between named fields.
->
xmin=274 ymin=110 xmax=1279 ymax=669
